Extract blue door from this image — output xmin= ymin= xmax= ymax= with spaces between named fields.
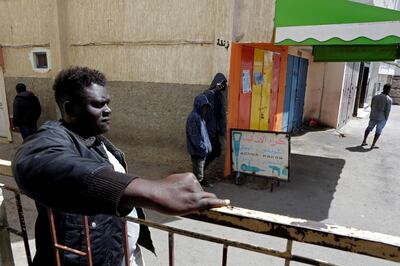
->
xmin=283 ymin=55 xmax=308 ymax=132
xmin=282 ymin=56 xmax=295 ymax=132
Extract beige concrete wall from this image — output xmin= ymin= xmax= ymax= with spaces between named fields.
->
xmin=0 ymin=0 xmax=61 ymax=78
xmin=303 ymin=62 xmax=326 ymax=121
xmin=233 ymin=0 xmax=275 ymax=43
xmin=319 ymin=63 xmax=346 ymax=127
xmin=303 ymin=62 xmax=346 ymax=128
xmin=65 ymin=0 xmax=223 ymax=84
xmin=0 ymin=0 xmax=274 ymax=82
xmin=0 ymin=0 xmax=275 ymax=166
xmin=104 ymin=81 xmax=208 ymax=165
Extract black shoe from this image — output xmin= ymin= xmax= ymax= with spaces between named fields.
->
xmin=200 ymin=179 xmax=214 ymax=188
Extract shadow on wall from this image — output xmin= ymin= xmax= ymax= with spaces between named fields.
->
xmin=216 ymin=153 xmax=345 ymax=221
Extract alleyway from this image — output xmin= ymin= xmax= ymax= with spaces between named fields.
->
xmin=1 ymin=106 xmax=399 ymax=265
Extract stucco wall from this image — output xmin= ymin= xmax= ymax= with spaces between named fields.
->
xmin=304 ymin=62 xmax=345 ymax=128
xmin=65 ymin=0 xmax=221 ymax=84
xmin=233 ymin=0 xmax=275 ymax=43
xmin=0 ymin=0 xmax=275 ymax=166
xmin=105 ymin=81 xmax=208 ymax=165
xmin=303 ymin=62 xmax=326 ymax=121
xmin=0 ymin=0 xmax=59 ymax=78
xmin=319 ymin=63 xmax=346 ymax=128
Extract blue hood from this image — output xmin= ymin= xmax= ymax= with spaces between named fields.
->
xmin=194 ymin=94 xmax=210 ymax=112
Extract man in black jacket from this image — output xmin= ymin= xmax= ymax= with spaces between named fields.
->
xmin=12 ymin=83 xmax=41 ymax=139
xmin=12 ymin=67 xmax=229 ymax=265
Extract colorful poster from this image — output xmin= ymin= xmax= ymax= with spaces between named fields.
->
xmin=231 ymin=129 xmax=290 ymax=181
xmin=254 ymin=71 xmax=264 ymax=85
xmin=242 ymin=70 xmax=251 ymax=94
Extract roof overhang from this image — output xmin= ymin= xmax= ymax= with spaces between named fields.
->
xmin=274 ymin=0 xmax=400 ymax=61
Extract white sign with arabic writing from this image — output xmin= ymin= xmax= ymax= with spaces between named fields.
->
xmin=231 ymin=129 xmax=290 ymax=181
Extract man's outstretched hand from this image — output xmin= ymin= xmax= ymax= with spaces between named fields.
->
xmin=121 ymin=173 xmax=230 ymax=216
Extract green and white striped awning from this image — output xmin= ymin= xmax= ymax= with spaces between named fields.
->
xmin=274 ymin=0 xmax=400 ymax=61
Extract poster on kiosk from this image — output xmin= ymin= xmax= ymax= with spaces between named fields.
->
xmin=231 ymin=129 xmax=290 ymax=181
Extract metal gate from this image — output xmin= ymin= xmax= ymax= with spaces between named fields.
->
xmin=337 ymin=62 xmax=360 ymax=129
xmin=282 ymin=55 xmax=308 ymax=132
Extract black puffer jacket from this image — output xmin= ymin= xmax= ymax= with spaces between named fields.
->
xmin=13 ymin=121 xmax=154 ymax=266
xmin=12 ymin=91 xmax=41 ymax=127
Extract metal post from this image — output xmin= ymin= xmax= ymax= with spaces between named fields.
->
xmin=123 ymin=221 xmax=130 ymax=266
xmin=14 ymin=194 xmax=32 ymax=266
xmin=168 ymin=232 xmax=174 ymax=266
xmin=0 ymin=187 xmax=15 ymax=266
xmin=284 ymin=239 xmax=293 ymax=266
xmin=222 ymin=244 xmax=228 ymax=266
xmin=48 ymin=209 xmax=62 ymax=266
xmin=82 ymin=216 xmax=93 ymax=266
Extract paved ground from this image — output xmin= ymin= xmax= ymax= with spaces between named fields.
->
xmin=1 ymin=106 xmax=399 ymax=265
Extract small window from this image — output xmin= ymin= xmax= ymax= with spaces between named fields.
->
xmin=33 ymin=52 xmax=48 ymax=69
xmin=30 ymin=48 xmax=51 ymax=73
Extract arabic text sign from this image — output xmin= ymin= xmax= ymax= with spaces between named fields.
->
xmin=231 ymin=129 xmax=290 ymax=181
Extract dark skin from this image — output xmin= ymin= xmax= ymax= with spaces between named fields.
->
xmin=215 ymin=82 xmax=227 ymax=94
xmin=61 ymin=83 xmax=230 ymax=215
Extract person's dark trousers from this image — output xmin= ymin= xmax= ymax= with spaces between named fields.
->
xmin=205 ymin=136 xmax=221 ymax=169
xmin=19 ymin=126 xmax=37 ymax=139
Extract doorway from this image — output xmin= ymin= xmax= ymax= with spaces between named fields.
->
xmin=0 ymin=67 xmax=12 ymax=142
xmin=353 ymin=62 xmax=370 ymax=117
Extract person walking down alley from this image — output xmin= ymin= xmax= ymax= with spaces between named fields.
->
xmin=203 ymin=73 xmax=227 ymax=169
xmin=13 ymin=67 xmax=229 ymax=266
xmin=186 ymin=94 xmax=213 ymax=187
xmin=362 ymin=83 xmax=392 ymax=149
xmin=12 ymin=83 xmax=41 ymax=139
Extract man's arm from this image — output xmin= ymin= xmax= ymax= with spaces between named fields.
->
xmin=385 ymin=99 xmax=392 ymax=120
xmin=121 ymin=173 xmax=229 ymax=216
xmin=13 ymin=129 xmax=228 ymax=216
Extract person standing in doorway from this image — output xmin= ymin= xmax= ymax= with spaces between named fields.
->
xmin=203 ymin=73 xmax=227 ymax=170
xmin=361 ymin=83 xmax=392 ymax=149
xmin=12 ymin=83 xmax=41 ymax=139
xmin=186 ymin=94 xmax=213 ymax=187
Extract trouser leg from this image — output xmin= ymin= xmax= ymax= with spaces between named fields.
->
xmin=191 ymin=156 xmax=206 ymax=182
xmin=205 ymin=137 xmax=221 ymax=169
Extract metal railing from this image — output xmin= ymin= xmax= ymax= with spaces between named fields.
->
xmin=1 ymin=160 xmax=400 ymax=265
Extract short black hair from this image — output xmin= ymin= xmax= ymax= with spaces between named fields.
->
xmin=53 ymin=66 xmax=106 ymax=109
xmin=16 ymin=83 xmax=26 ymax=93
xmin=383 ymin=83 xmax=391 ymax=94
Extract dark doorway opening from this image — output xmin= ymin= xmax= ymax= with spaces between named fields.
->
xmin=353 ymin=62 xmax=370 ymax=116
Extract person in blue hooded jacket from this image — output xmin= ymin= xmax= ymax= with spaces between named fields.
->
xmin=186 ymin=94 xmax=213 ymax=187
xmin=203 ymin=73 xmax=227 ymax=169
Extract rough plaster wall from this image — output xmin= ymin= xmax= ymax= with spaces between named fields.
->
xmin=303 ymin=62 xmax=325 ymax=121
xmin=213 ymin=0 xmax=235 ymax=78
xmin=69 ymin=45 xmax=214 ymax=85
xmin=105 ymin=81 xmax=208 ymax=164
xmin=0 ymin=0 xmax=57 ymax=78
xmin=233 ymin=0 xmax=274 ymax=43
xmin=0 ymin=0 xmax=234 ymax=165
xmin=4 ymin=77 xmax=57 ymax=126
xmin=0 ymin=0 xmax=53 ymax=45
xmin=66 ymin=0 xmax=218 ymax=84
xmin=320 ymin=63 xmax=345 ymax=128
